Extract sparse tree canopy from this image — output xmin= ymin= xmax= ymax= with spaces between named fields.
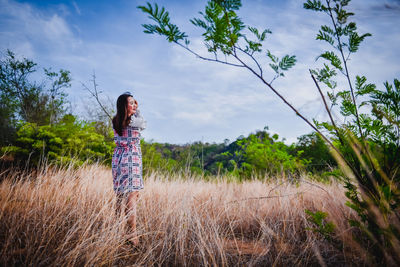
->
xmin=0 ymin=50 xmax=71 ymax=146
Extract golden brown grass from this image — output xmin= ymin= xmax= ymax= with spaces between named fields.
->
xmin=0 ymin=164 xmax=365 ymax=266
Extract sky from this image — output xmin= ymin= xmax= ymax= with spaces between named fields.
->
xmin=1 ymin=0 xmax=399 ymax=145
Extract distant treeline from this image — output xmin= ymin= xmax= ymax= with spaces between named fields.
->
xmin=0 ymin=49 xmax=334 ymax=178
xmin=142 ymin=129 xmax=335 ymax=178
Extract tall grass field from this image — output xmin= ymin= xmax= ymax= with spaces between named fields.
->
xmin=1 ymin=164 xmax=366 ymax=266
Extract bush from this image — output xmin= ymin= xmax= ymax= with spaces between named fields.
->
xmin=2 ymin=114 xmax=114 ymax=167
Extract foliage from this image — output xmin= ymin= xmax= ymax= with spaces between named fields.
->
xmin=305 ymin=0 xmax=372 ymax=137
xmin=0 ymin=50 xmax=71 ymax=146
xmin=305 ymin=0 xmax=400 ymax=264
xmin=141 ymin=141 xmax=179 ymax=175
xmin=305 ymin=209 xmax=336 ymax=243
xmin=0 ymin=50 xmax=115 ymax=168
xmin=138 ymin=3 xmax=188 ymax=43
xmin=140 ymin=128 xmax=311 ymax=180
xmin=138 ymin=0 xmax=296 ymax=84
xmin=2 ymin=115 xmax=114 ymax=167
xmin=293 ymin=132 xmax=336 ymax=172
xmin=141 ymin=140 xmax=227 ymax=176
xmin=222 ymin=130 xmax=307 ymax=178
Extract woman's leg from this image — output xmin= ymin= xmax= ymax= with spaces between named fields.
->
xmin=126 ymin=191 xmax=140 ymax=244
xmin=115 ymin=192 xmax=124 ymax=216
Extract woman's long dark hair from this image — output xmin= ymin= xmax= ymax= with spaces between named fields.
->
xmin=112 ymin=93 xmax=132 ymax=136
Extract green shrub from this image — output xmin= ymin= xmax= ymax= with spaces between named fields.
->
xmin=2 ymin=114 xmax=114 ymax=167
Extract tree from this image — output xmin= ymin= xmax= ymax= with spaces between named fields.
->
xmin=81 ymin=72 xmax=115 ymax=141
xmin=304 ymin=1 xmax=399 ymax=264
xmin=236 ymin=131 xmax=305 ymax=178
xmin=294 ymin=132 xmax=336 ymax=172
xmin=0 ymin=50 xmax=71 ymax=145
xmin=44 ymin=68 xmax=71 ymax=125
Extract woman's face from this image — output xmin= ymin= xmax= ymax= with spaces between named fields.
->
xmin=126 ymin=96 xmax=137 ymax=116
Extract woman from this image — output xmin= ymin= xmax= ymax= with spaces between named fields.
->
xmin=112 ymin=92 xmax=146 ymax=245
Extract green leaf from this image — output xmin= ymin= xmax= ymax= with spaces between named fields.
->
xmin=305 ymin=209 xmax=336 ymax=241
xmin=214 ymin=0 xmax=242 ymax=11
xmin=266 ymin=50 xmax=278 ymax=63
xmin=311 ymin=64 xmax=337 ymax=89
xmin=269 ymin=63 xmax=279 ymax=74
xmin=303 ymin=0 xmax=327 ymax=12
xmin=317 ymin=51 xmax=342 ymax=70
xmin=190 ymin=18 xmax=208 ymax=29
xmin=336 ymin=8 xmax=354 ymax=24
xmin=244 ymin=38 xmax=262 ymax=53
xmin=138 ymin=3 xmax=188 ymax=42
xmin=355 ymin=75 xmax=376 ymax=96
xmin=316 ymin=30 xmax=335 ymax=46
xmin=279 ymin=55 xmax=297 ymax=71
xmin=189 ymin=1 xmax=244 ymax=54
xmin=327 ymin=91 xmax=338 ymax=106
xmin=341 ymin=22 xmax=356 ymax=36
xmin=260 ymin=29 xmax=272 ymax=41
xmin=248 ymin=26 xmax=271 ymax=41
xmin=321 ymin=25 xmax=335 ymax=36
xmin=349 ymin=32 xmax=371 ymax=53
xmin=341 ymin=0 xmax=351 ymax=7
xmin=338 ymin=90 xmax=356 ymax=116
xmin=248 ymin=26 xmax=259 ymax=38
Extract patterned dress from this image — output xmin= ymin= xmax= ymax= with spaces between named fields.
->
xmin=112 ymin=126 xmax=144 ymax=194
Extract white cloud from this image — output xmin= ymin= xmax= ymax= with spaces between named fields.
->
xmin=174 ymin=111 xmax=214 ymax=124
xmin=0 ymin=0 xmax=80 ymax=58
xmin=43 ymin=14 xmax=73 ymax=41
xmin=72 ymin=1 xmax=81 ymax=16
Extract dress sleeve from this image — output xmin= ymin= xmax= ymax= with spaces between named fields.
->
xmin=129 ymin=109 xmax=147 ymax=130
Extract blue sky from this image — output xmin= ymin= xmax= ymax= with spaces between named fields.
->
xmin=1 ymin=0 xmax=399 ymax=144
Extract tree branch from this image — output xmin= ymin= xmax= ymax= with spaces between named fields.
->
xmin=326 ymin=0 xmax=364 ymax=139
xmin=235 ymin=46 xmax=263 ymax=77
xmin=310 ymin=70 xmax=344 ymax=143
xmin=81 ymin=72 xmax=112 ymax=121
xmin=229 ymin=52 xmax=351 ymax=168
xmin=227 ymin=179 xmax=333 ymax=204
xmin=175 ymin=42 xmax=245 ymax=68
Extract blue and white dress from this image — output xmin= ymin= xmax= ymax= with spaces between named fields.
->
xmin=112 ymin=110 xmax=146 ymax=194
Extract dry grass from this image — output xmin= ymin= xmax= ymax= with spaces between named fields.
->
xmin=0 ymin=164 xmax=365 ymax=266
